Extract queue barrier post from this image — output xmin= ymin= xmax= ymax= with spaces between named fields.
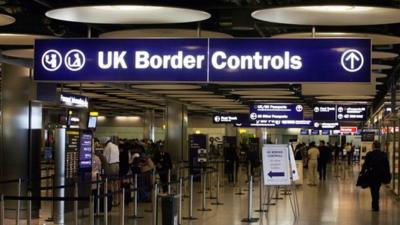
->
xmin=104 ymin=178 xmax=108 ymax=225
xmin=89 ymin=195 xmax=94 ymax=225
xmin=96 ymin=174 xmax=100 ymax=215
xmin=120 ymin=188 xmax=125 ymax=225
xmin=167 ymin=169 xmax=172 ymax=195
xmin=255 ymin=172 xmax=267 ymax=212
xmin=16 ymin=178 xmax=21 ymax=225
xmin=74 ymin=181 xmax=79 ymax=225
xmin=131 ymin=174 xmax=143 ymax=219
xmin=27 ymin=191 xmax=32 ymax=225
xmin=233 ymin=161 xmax=237 ymax=187
xmin=182 ymin=175 xmax=197 ymax=220
xmin=211 ymin=164 xmax=223 ymax=206
xmin=241 ymin=176 xmax=259 ymax=223
xmin=0 ymin=194 xmax=4 ymax=225
xmin=198 ymin=169 xmax=211 ymax=212
xmin=178 ymin=177 xmax=183 ymax=225
xmin=235 ymin=163 xmax=245 ymax=195
xmin=152 ymin=183 xmax=158 ymax=225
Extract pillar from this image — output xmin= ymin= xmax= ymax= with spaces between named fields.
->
xmin=166 ymin=102 xmax=188 ymax=161
xmin=143 ymin=109 xmax=156 ymax=141
xmin=0 ymin=63 xmax=41 ymax=218
xmin=225 ymin=124 xmax=237 ymax=136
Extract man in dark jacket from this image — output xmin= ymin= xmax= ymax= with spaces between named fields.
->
xmin=362 ymin=141 xmax=390 ymax=211
xmin=318 ymin=141 xmax=330 ymax=181
xmin=153 ymin=144 xmax=172 ymax=193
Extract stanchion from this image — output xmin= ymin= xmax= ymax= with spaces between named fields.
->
xmin=255 ymin=173 xmax=267 ymax=212
xmin=211 ymin=165 xmax=223 ymax=206
xmin=233 ymin=161 xmax=237 ymax=187
xmin=0 ymin=194 xmax=4 ymax=225
xmin=182 ymin=175 xmax=197 ymax=220
xmin=74 ymin=181 xmax=79 ymax=225
xmin=198 ymin=170 xmax=211 ymax=212
xmin=235 ymin=163 xmax=245 ymax=195
xmin=104 ymin=178 xmax=109 ymax=225
xmin=16 ymin=178 xmax=21 ymax=225
xmin=167 ymin=169 xmax=171 ymax=195
xmin=145 ymin=170 xmax=156 ymax=213
xmin=46 ymin=175 xmax=55 ymax=222
xmin=89 ymin=195 xmax=94 ymax=225
xmin=131 ymin=174 xmax=143 ymax=219
xmin=96 ymin=173 xmax=100 ymax=215
xmin=27 ymin=191 xmax=32 ymax=225
xmin=120 ymin=188 xmax=125 ymax=225
xmin=241 ymin=176 xmax=259 ymax=223
xmin=178 ymin=178 xmax=183 ymax=225
xmin=152 ymin=183 xmax=158 ymax=225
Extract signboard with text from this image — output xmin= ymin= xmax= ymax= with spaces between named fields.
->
xmin=250 ymin=104 xmax=304 ymax=121
xmin=313 ymin=104 xmax=367 ymax=121
xmin=262 ymin=144 xmax=291 ymax=185
xmin=34 ymin=38 xmax=371 ymax=83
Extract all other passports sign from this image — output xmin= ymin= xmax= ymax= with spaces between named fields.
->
xmin=34 ymin=38 xmax=371 ymax=83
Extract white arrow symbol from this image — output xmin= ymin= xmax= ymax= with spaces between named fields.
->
xmin=345 ymin=52 xmax=360 ymax=69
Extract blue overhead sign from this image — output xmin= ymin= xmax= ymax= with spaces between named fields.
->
xmin=250 ymin=104 xmax=304 ymax=121
xmin=313 ymin=104 xmax=368 ymax=121
xmin=34 ymin=38 xmax=371 ymax=83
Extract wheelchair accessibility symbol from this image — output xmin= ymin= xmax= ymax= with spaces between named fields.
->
xmin=41 ymin=49 xmax=62 ymax=72
xmin=65 ymin=49 xmax=86 ymax=71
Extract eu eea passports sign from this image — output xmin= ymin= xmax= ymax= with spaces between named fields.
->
xmin=34 ymin=38 xmax=371 ymax=83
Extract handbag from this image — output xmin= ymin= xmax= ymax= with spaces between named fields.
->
xmin=356 ymin=167 xmax=372 ymax=189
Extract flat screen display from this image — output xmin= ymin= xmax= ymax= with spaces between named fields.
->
xmin=88 ymin=116 xmax=97 ymax=129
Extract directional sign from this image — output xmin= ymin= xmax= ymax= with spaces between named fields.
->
xmin=34 ymin=38 xmax=371 ymax=83
xmin=313 ymin=105 xmax=337 ymax=121
xmin=250 ymin=104 xmax=304 ymax=121
xmin=337 ymin=105 xmax=367 ymax=121
xmin=313 ymin=121 xmax=340 ymax=130
xmin=262 ymin=144 xmax=291 ymax=185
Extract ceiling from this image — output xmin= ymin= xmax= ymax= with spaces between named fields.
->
xmin=0 ymin=0 xmax=400 ymax=119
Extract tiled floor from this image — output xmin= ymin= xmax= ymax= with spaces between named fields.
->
xmin=4 ymin=163 xmax=400 ymax=225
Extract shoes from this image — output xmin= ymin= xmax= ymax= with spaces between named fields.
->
xmin=372 ymin=208 xmax=379 ymax=212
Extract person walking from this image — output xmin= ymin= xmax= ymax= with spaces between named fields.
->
xmin=308 ymin=142 xmax=320 ymax=186
xmin=224 ymin=143 xmax=238 ymax=183
xmin=318 ymin=141 xmax=330 ymax=181
xmin=362 ymin=141 xmax=391 ymax=211
xmin=153 ymin=144 xmax=172 ymax=193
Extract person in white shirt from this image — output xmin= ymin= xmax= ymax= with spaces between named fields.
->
xmin=103 ymin=138 xmax=120 ymax=176
xmin=308 ymin=142 xmax=320 ymax=186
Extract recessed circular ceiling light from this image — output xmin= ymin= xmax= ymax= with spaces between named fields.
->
xmin=0 ymin=33 xmax=53 ymax=45
xmin=46 ymin=5 xmax=211 ymax=24
xmin=0 ymin=13 xmax=15 ymax=26
xmin=100 ymin=29 xmax=232 ymax=38
xmin=252 ymin=5 xmax=400 ymax=26
xmin=372 ymin=51 xmax=398 ymax=59
xmin=2 ymin=49 xmax=33 ymax=59
xmin=272 ymin=32 xmax=400 ymax=45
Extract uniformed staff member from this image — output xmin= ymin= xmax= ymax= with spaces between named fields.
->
xmin=308 ymin=142 xmax=320 ymax=186
xmin=153 ymin=144 xmax=172 ymax=193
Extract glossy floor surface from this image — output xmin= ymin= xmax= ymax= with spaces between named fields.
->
xmin=4 ymin=163 xmax=400 ymax=225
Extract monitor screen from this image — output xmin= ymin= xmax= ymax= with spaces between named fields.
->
xmin=88 ymin=116 xmax=97 ymax=129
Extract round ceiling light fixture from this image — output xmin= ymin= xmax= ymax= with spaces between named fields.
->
xmin=272 ymin=32 xmax=400 ymax=46
xmin=252 ymin=5 xmax=400 ymax=26
xmin=0 ymin=13 xmax=15 ymax=26
xmin=2 ymin=49 xmax=33 ymax=59
xmin=100 ymin=29 xmax=232 ymax=38
xmin=46 ymin=5 xmax=211 ymax=24
xmin=0 ymin=33 xmax=54 ymax=45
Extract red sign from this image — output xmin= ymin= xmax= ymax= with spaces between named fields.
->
xmin=340 ymin=126 xmax=357 ymax=134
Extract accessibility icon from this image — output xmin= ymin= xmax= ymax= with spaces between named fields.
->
xmin=41 ymin=49 xmax=62 ymax=72
xmin=65 ymin=49 xmax=86 ymax=71
xmin=341 ymin=49 xmax=364 ymax=72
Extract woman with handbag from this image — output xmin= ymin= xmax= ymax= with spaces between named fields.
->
xmin=358 ymin=141 xmax=391 ymax=212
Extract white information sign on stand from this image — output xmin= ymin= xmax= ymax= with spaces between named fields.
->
xmin=262 ymin=144 xmax=291 ymax=185
xmin=288 ymin=145 xmax=299 ymax=181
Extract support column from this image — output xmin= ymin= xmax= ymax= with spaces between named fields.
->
xmin=143 ymin=109 xmax=156 ymax=141
xmin=225 ymin=124 xmax=237 ymax=137
xmin=166 ymin=102 xmax=188 ymax=161
xmin=0 ymin=63 xmax=41 ymax=218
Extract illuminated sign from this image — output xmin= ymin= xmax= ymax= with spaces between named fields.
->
xmin=60 ymin=93 xmax=88 ymax=108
